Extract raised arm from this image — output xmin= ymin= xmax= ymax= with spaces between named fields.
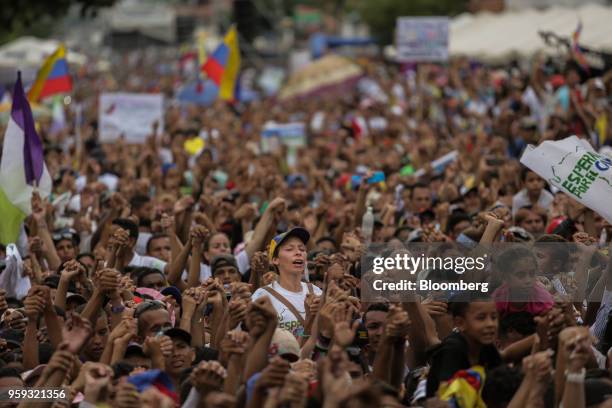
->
xmin=221 ymin=330 xmax=249 ymax=395
xmin=54 ymin=260 xmax=83 ymax=310
xmin=165 ymin=237 xmax=192 ymax=292
xmin=402 ymin=299 xmax=440 ymax=366
xmin=31 ymin=192 xmax=61 ymax=271
xmin=372 ymin=305 xmax=409 ymax=387
xmin=160 ymin=212 xmax=182 ymax=261
xmin=244 ymin=197 xmax=286 ymax=260
xmin=22 ymin=288 xmax=44 ymax=370
xmin=243 ymin=296 xmax=278 ymax=381
xmin=187 ymin=226 xmax=208 ymax=288
xmin=81 ymin=268 xmax=120 ymax=326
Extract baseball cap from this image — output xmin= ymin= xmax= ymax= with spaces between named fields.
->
xmin=53 ymin=168 xmax=77 ymax=184
xmin=546 ymin=216 xmax=567 ymax=234
xmin=66 ymin=292 xmax=87 ymax=307
xmin=1 ymin=329 xmax=24 ymax=346
xmin=550 ymin=74 xmax=565 ymax=89
xmin=125 ymin=343 xmax=147 ymax=359
xmin=268 ymin=328 xmax=300 ymax=362
xmin=52 ymin=228 xmax=80 ymax=246
xmin=160 ymin=286 xmax=182 ymax=306
xmin=287 ymin=173 xmax=308 ymax=188
xmin=164 ymin=328 xmax=192 ymax=346
xmin=210 ymin=254 xmax=239 ymax=276
xmin=194 ymin=346 xmax=219 ymax=364
xmin=268 ymin=227 xmax=310 ymax=260
xmin=507 ymin=226 xmax=534 ymax=242
xmin=44 ymin=275 xmax=76 ymax=292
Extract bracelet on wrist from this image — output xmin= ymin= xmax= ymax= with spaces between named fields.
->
xmin=565 ymin=368 xmax=586 ymax=383
xmin=111 ymin=305 xmax=126 ymax=314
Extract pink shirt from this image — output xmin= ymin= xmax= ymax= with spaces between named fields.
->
xmin=492 ymin=282 xmax=554 ymax=315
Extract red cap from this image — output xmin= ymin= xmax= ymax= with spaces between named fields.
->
xmin=546 ymin=216 xmax=567 ymax=234
xmin=550 ymin=75 xmax=565 ymax=89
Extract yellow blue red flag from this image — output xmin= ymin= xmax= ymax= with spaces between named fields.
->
xmin=27 ymin=44 xmax=72 ymax=103
xmin=200 ymin=26 xmax=241 ymax=101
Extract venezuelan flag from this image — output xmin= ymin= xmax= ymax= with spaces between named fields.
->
xmin=572 ymin=22 xmax=590 ymax=74
xmin=27 ymin=44 xmax=72 ymax=103
xmin=201 ymin=26 xmax=241 ymax=101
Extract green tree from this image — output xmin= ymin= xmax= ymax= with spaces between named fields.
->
xmin=0 ymin=0 xmax=117 ymax=44
xmin=349 ymin=0 xmax=467 ymax=45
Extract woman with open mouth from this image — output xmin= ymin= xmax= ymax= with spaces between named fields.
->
xmin=251 ymin=227 xmax=322 ymax=339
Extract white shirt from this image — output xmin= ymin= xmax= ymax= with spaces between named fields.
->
xmin=129 ymin=252 xmax=167 ymax=272
xmin=135 ymin=231 xmax=152 ymax=255
xmin=181 ymin=249 xmax=250 ymax=283
xmin=511 ymin=188 xmax=554 ymax=217
xmin=251 ymin=281 xmax=322 ymax=338
xmin=76 ymin=173 xmax=119 ymax=193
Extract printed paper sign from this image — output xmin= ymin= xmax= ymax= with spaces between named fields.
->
xmin=396 ymin=17 xmax=449 ymax=62
xmin=520 ymin=136 xmax=612 ymax=223
xmin=99 ymin=93 xmax=164 ymax=143
xmin=261 ymin=122 xmax=306 ymax=153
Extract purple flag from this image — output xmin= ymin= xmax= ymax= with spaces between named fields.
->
xmin=11 ymin=72 xmax=44 ymax=186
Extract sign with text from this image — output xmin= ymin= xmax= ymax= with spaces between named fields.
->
xmin=99 ymin=93 xmax=164 ymax=143
xmin=396 ymin=17 xmax=449 ymax=62
xmin=520 ymin=136 xmax=612 ymax=223
xmin=260 ymin=122 xmax=306 ymax=153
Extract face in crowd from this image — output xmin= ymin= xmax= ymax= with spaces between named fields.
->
xmin=272 ymin=236 xmax=307 ymax=275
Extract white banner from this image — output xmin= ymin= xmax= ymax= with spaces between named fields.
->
xmin=520 ymin=136 xmax=612 ymax=223
xmin=396 ymin=17 xmax=449 ymax=62
xmin=99 ymin=93 xmax=164 ymax=143
xmin=261 ymin=122 xmax=306 ymax=153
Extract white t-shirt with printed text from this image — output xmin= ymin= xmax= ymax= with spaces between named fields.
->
xmin=251 ymin=281 xmax=322 ymax=338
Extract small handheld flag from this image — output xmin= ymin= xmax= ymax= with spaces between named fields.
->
xmin=572 ymin=21 xmax=590 ymax=74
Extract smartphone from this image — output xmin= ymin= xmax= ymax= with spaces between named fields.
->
xmin=367 ymin=171 xmax=385 ymax=184
xmin=351 ymin=171 xmax=385 ymax=188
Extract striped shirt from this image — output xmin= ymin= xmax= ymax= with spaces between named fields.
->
xmin=590 ymin=289 xmax=612 ymax=341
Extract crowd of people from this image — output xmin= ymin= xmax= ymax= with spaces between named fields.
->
xmin=0 ymin=47 xmax=612 ymax=408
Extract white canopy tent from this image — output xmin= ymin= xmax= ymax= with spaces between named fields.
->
xmin=449 ymin=3 xmax=612 ymax=62
xmin=0 ymin=37 xmax=87 ymax=67
xmin=0 ymin=37 xmax=87 ymax=85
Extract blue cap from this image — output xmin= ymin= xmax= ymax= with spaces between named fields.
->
xmin=160 ymin=286 xmax=182 ymax=306
xmin=268 ymin=227 xmax=310 ymax=260
xmin=286 ymin=173 xmax=308 ymax=188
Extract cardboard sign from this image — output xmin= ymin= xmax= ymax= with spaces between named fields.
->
xmin=99 ymin=93 xmax=164 ymax=143
xmin=521 ymin=136 xmax=612 ymax=223
xmin=396 ymin=17 xmax=449 ymax=62
xmin=261 ymin=122 xmax=306 ymax=153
